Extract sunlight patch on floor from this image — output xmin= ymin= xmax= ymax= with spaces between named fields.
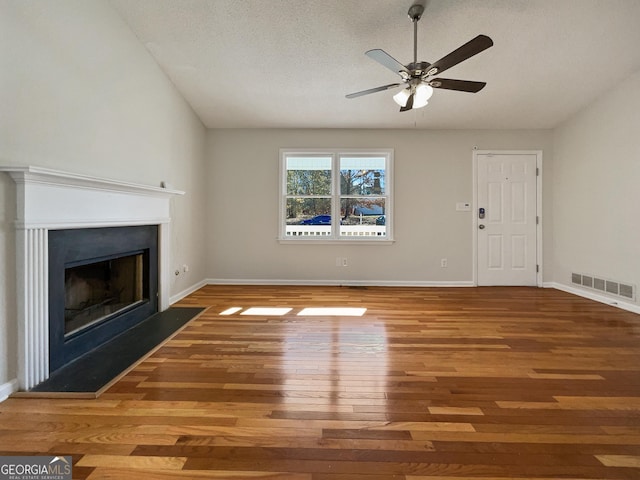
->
xmin=240 ymin=307 xmax=292 ymax=316
xmin=219 ymin=307 xmax=243 ymax=315
xmin=298 ymin=307 xmax=367 ymax=316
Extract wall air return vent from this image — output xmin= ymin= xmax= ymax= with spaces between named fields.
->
xmin=605 ymin=281 xmax=619 ymax=295
xmin=619 ymin=283 xmax=634 ymax=299
xmin=571 ymin=273 xmax=636 ymax=301
xmin=593 ymin=277 xmax=605 ymax=291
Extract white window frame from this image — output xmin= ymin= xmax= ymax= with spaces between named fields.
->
xmin=279 ymin=148 xmax=394 ymax=244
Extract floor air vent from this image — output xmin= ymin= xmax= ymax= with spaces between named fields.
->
xmin=572 ymin=273 xmax=636 ymax=301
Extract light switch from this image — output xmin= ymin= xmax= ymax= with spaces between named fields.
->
xmin=456 ymin=202 xmax=471 ymax=211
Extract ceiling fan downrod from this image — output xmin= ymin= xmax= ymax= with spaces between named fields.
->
xmin=407 ymin=4 xmax=424 ymax=65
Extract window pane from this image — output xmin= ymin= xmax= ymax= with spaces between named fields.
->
xmin=285 ymin=197 xmax=332 ymax=238
xmin=285 ymin=197 xmax=331 ymax=225
xmin=340 ymin=198 xmax=386 ymax=237
xmin=286 ymin=156 xmax=332 ymax=195
xmin=340 ymin=157 xmax=386 ymax=196
xmin=287 ymin=156 xmax=332 ymax=170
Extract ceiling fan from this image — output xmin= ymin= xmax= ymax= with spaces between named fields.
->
xmin=346 ymin=3 xmax=493 ymax=112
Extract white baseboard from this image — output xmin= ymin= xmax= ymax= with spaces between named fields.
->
xmin=0 ymin=378 xmax=19 ymax=403
xmin=545 ymin=281 xmax=640 ymax=315
xmin=205 ymin=278 xmax=475 ymax=288
xmin=169 ymin=279 xmax=208 ymax=306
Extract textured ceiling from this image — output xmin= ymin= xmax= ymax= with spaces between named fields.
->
xmin=109 ymin=0 xmax=640 ymax=130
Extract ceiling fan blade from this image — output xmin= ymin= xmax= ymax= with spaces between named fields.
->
xmin=365 ymin=49 xmax=410 ymax=77
xmin=345 ymin=83 xmax=402 ymax=99
xmin=425 ymin=35 xmax=493 ymax=76
xmin=429 ymin=78 xmax=487 ymax=93
xmin=399 ymin=93 xmax=414 ymax=112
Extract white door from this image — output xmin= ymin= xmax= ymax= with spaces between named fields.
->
xmin=477 ymin=153 xmax=538 ymax=286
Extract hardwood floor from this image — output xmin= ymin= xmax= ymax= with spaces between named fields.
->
xmin=2 ymin=285 xmax=640 ymax=479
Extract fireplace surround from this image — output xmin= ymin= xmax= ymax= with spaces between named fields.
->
xmin=49 ymin=225 xmax=158 ymax=372
xmin=1 ymin=166 xmax=183 ymax=390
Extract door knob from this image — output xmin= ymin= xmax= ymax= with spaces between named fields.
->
xmin=479 ymin=224 xmax=485 ymax=229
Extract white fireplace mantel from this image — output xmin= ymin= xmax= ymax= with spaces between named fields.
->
xmin=1 ymin=166 xmax=184 ymax=390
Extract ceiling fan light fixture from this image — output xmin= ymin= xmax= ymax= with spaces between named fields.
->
xmin=392 ymin=88 xmax=411 ymax=107
xmin=413 ymin=83 xmax=433 ymax=108
xmin=393 ymin=83 xmax=433 ymax=109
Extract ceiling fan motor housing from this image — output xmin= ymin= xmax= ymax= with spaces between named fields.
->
xmin=406 ymin=61 xmax=431 ymax=77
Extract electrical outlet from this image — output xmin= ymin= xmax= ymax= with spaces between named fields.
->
xmin=441 ymin=258 xmax=448 ymax=268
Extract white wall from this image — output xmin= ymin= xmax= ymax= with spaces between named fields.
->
xmin=0 ymin=1 xmax=207 ymax=390
xmin=552 ymin=70 xmax=640 ymax=308
xmin=206 ymin=128 xmax=553 ymax=284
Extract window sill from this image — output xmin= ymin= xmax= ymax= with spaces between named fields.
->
xmin=278 ymin=238 xmax=395 ymax=245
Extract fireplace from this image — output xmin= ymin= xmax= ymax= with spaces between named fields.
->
xmin=1 ymin=166 xmax=183 ymax=390
xmin=49 ymin=226 xmax=158 ymax=372
xmin=64 ymin=253 xmax=146 ymax=336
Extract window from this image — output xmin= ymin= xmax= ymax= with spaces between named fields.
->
xmin=280 ymin=149 xmax=393 ymax=242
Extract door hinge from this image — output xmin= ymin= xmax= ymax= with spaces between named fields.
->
xmin=536 ymin=167 xmax=539 ymax=176
xmin=536 ymin=265 xmax=539 ymax=273
xmin=536 ymin=216 xmax=539 ymax=225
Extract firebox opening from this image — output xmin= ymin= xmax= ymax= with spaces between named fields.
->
xmin=64 ymin=251 xmax=149 ymax=338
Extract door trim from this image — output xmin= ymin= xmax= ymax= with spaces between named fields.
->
xmin=472 ymin=150 xmax=543 ymax=287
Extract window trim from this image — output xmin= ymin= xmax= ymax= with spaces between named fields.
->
xmin=279 ymin=148 xmax=394 ymax=244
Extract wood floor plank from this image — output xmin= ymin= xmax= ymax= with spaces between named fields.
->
xmin=77 ymin=454 xmax=186 ymax=469
xmin=86 ymin=469 xmax=311 ymax=480
xmin=2 ymin=285 xmax=640 ymax=478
